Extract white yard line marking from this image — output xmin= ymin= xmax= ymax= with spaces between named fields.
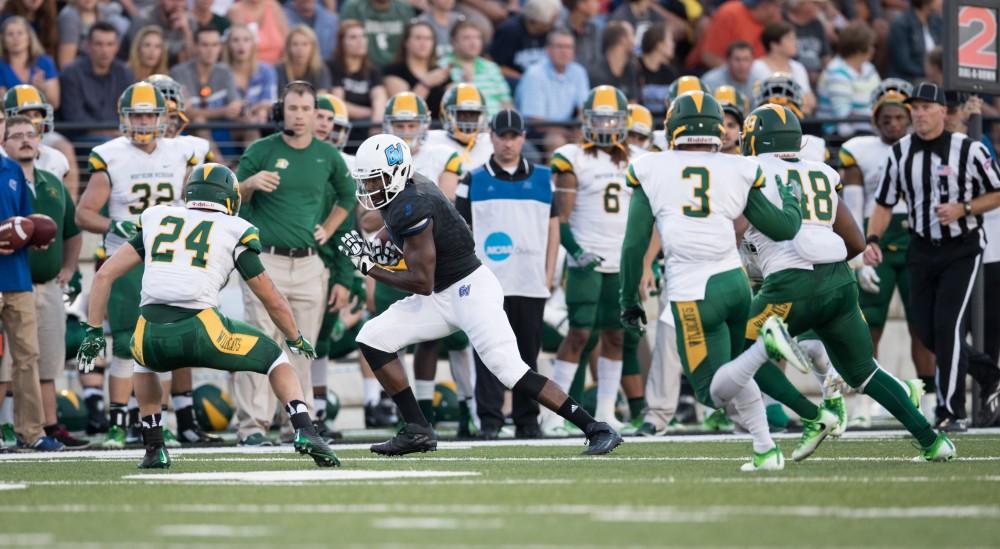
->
xmin=371 ymin=517 xmax=505 ymax=530
xmin=122 ymin=470 xmax=479 ymax=483
xmin=154 ymin=524 xmax=273 ymax=538
xmin=596 ymin=505 xmax=1000 ymax=522
xmin=0 ymin=483 xmax=27 ymax=491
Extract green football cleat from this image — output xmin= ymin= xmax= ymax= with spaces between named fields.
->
xmin=823 ymin=396 xmax=847 ymax=437
xmin=138 ymin=445 xmax=171 ymax=469
xmin=163 ymin=429 xmax=181 ymax=448
xmin=761 ymin=316 xmax=812 ymax=374
xmin=101 ymin=425 xmax=126 ymax=449
xmin=619 ymin=417 xmax=645 ymax=436
xmin=913 ymin=433 xmax=956 ymax=463
xmin=702 ymin=409 xmax=734 ymax=432
xmin=1 ymin=423 xmax=15 ymax=447
xmin=740 ymin=445 xmax=785 ymax=472
xmin=294 ymin=429 xmax=341 ymax=467
xmin=792 ymin=408 xmax=838 ymax=461
xmin=904 ymin=378 xmax=925 ymax=411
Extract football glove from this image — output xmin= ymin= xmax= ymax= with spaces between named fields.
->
xmin=338 ymin=231 xmax=376 ymax=275
xmin=856 ymin=265 xmax=881 ymax=294
xmin=77 ymin=323 xmax=106 ymax=373
xmin=286 ymin=332 xmax=316 ymax=360
xmin=107 ymin=220 xmax=138 ymax=240
xmin=620 ymin=305 xmax=647 ymax=335
xmin=369 ymin=237 xmax=402 ymax=267
xmin=572 ymin=249 xmax=604 ymax=271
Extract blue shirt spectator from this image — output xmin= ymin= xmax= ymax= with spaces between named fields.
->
xmin=0 ymin=53 xmax=56 ymax=89
xmin=515 ymin=30 xmax=590 ymax=121
xmin=245 ymin=63 xmax=278 ymax=106
xmin=284 ymin=0 xmax=339 ymax=61
xmin=0 ymin=155 xmax=32 ymax=292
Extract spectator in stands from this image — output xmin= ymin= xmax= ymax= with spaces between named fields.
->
xmin=383 ymin=21 xmax=452 ymax=117
xmin=129 ymin=0 xmax=195 ymax=67
xmin=169 ymin=26 xmax=243 ymax=126
xmin=284 ymin=0 xmax=338 ymax=61
xmin=461 ymin=0 xmax=520 ymax=27
xmin=749 ymin=21 xmax=815 ymax=114
xmin=224 ymin=23 xmax=277 ymax=146
xmin=1 ymin=0 xmax=58 ymax=57
xmin=784 ymin=0 xmax=830 ymax=86
xmin=192 ymin=0 xmax=231 ymax=36
xmin=490 ymin=0 xmax=561 ymax=80
xmin=816 ymin=21 xmax=880 ymax=137
xmin=888 ymin=0 xmax=941 ymax=82
xmin=416 ymin=0 xmax=463 ymax=58
xmin=0 ymin=17 xmax=59 ymax=109
xmin=701 ymin=40 xmax=754 ymax=100
xmin=443 ymin=19 xmax=512 ymax=116
xmin=228 ymin=0 xmax=289 ymax=65
xmin=56 ymin=0 xmax=130 ymax=69
xmin=560 ymin=0 xmax=603 ymax=72
xmin=516 ymin=29 xmax=589 ymax=122
xmin=330 ymin=20 xmax=387 ymax=148
xmin=58 ymin=22 xmax=133 ymax=138
xmin=923 ymin=46 xmax=943 ymax=85
xmin=637 ymin=22 xmax=675 ymax=117
xmin=340 ymin=0 xmax=415 ymax=69
xmin=609 ymin=0 xmax=665 ymax=50
xmin=587 ymin=21 xmax=639 ymax=101
xmin=687 ymin=0 xmax=781 ymax=70
xmin=126 ymin=25 xmax=167 ymax=82
xmin=276 ymin=25 xmax=333 ymax=92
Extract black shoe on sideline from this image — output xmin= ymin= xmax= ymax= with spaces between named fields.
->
xmin=935 ymin=416 xmax=969 ymax=433
xmin=515 ymin=423 xmax=542 ymax=439
xmin=974 ymin=378 xmax=1000 ymax=427
xmin=478 ymin=424 xmax=501 ymax=440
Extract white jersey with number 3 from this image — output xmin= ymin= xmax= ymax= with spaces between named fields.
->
xmin=90 ymin=136 xmax=196 ymax=253
xmin=137 ymin=205 xmax=259 ymax=310
xmin=746 ymin=154 xmax=845 ymax=277
xmin=551 ymin=143 xmax=631 ymax=273
xmin=627 ymin=150 xmax=762 ymax=302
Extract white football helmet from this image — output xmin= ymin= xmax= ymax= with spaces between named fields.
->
xmin=354 ymin=134 xmax=413 ymax=210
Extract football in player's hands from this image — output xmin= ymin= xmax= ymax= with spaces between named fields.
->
xmin=28 ymin=214 xmax=56 ymax=247
xmin=369 ymin=227 xmax=402 ymax=266
xmin=0 ymin=216 xmax=34 ymax=251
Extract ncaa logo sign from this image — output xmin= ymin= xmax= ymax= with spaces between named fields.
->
xmin=484 ymin=232 xmax=514 ymax=261
xmin=384 ymin=143 xmax=405 ymax=166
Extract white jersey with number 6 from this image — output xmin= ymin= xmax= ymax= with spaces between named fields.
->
xmin=89 ymin=136 xmax=196 ymax=254
xmin=551 ymin=143 xmax=631 ymax=273
xmin=626 ymin=150 xmax=762 ymax=302
xmin=137 ymin=205 xmax=259 ymax=310
xmin=746 ymin=154 xmax=845 ymax=277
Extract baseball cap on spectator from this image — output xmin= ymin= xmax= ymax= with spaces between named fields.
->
xmin=905 ymin=82 xmax=947 ymax=106
xmin=491 ymin=109 xmax=526 ymax=136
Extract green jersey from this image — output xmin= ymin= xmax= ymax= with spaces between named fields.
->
xmin=28 ymin=168 xmax=79 ymax=283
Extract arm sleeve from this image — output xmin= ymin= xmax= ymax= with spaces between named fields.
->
xmin=127 ymin=227 xmax=145 ymax=256
xmin=62 ymin=185 xmax=80 ymax=238
xmin=330 ymin=149 xmax=357 ymax=211
xmin=873 ymin=147 xmax=900 ymax=207
xmin=454 ymin=173 xmax=472 ymax=225
xmin=742 ymin=182 xmax=802 ymax=242
xmin=619 ymin=186 xmax=655 ymax=310
xmin=970 ymin=140 xmax=1000 ymax=194
xmin=235 ymin=248 xmax=265 ymax=280
xmin=87 ymin=151 xmax=108 ymax=174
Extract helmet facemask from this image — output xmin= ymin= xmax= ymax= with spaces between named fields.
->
xmin=330 ymin=119 xmax=351 ymax=149
xmin=121 ymin=108 xmax=167 ymax=145
xmin=583 ymin=109 xmax=627 ymax=147
xmin=354 ymin=165 xmax=410 ymax=210
xmin=384 ymin=114 xmax=429 ymax=149
xmin=445 ymin=106 xmax=485 ymax=142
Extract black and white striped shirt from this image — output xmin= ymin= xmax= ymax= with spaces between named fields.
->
xmin=875 ymin=131 xmax=1000 ymax=241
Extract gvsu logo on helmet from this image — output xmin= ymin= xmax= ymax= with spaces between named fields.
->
xmin=484 ymin=232 xmax=514 ymax=261
xmin=384 ymin=143 xmax=405 ymax=166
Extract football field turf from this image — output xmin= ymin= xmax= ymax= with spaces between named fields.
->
xmin=1 ymin=431 xmax=998 ymax=548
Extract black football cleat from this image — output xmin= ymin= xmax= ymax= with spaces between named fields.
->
xmin=370 ymin=424 xmax=437 ymax=456
xmin=974 ymin=378 xmax=1000 ymax=427
xmin=582 ymin=422 xmax=623 ymax=456
xmin=138 ymin=445 xmax=171 ymax=469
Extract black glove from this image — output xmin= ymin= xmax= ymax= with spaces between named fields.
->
xmin=620 ymin=305 xmax=647 ymax=335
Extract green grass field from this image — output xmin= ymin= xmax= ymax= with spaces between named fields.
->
xmin=1 ymin=431 xmax=999 ymax=548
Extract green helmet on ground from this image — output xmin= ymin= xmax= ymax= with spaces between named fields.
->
xmin=664 ymin=91 xmax=725 ymax=148
xmin=185 ymin=163 xmax=241 ymax=215
xmin=193 ymin=384 xmax=235 ymax=432
xmin=740 ymin=104 xmax=802 ymax=157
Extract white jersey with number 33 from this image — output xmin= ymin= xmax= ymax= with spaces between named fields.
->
xmin=137 ymin=205 xmax=259 ymax=310
xmin=90 ymin=136 xmax=196 ymax=253
xmin=627 ymin=150 xmax=762 ymax=302
xmin=746 ymin=154 xmax=845 ymax=277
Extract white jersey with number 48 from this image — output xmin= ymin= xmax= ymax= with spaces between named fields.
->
xmin=746 ymin=154 xmax=845 ymax=277
xmin=551 ymin=143 xmax=631 ymax=273
xmin=90 ymin=136 xmax=196 ymax=254
xmin=137 ymin=205 xmax=259 ymax=310
xmin=627 ymin=150 xmax=762 ymax=302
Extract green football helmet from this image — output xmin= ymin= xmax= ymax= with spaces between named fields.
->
xmin=118 ymin=82 xmax=167 ymax=145
xmin=664 ymin=91 xmax=725 ymax=148
xmin=146 ymin=74 xmax=188 ymax=136
xmin=582 ymin=85 xmax=629 ymax=147
xmin=3 ymin=84 xmax=53 ymax=134
xmin=383 ymin=91 xmax=431 ymax=147
xmin=753 ymin=74 xmax=804 ymax=119
xmin=185 ymin=163 xmax=241 ymax=215
xmin=714 ymin=85 xmax=748 ymax=124
xmin=666 ymin=76 xmax=712 ymax=107
xmin=740 ymin=104 xmax=802 ymax=157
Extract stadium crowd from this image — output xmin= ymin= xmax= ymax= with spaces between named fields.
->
xmin=0 ymin=0 xmax=998 ymax=461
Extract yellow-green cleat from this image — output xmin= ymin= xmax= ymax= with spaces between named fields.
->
xmin=761 ymin=316 xmax=812 ymax=374
xmin=702 ymin=408 xmax=734 ymax=432
xmin=913 ymin=433 xmax=956 ymax=463
xmin=823 ymin=396 xmax=847 ymax=437
xmin=163 ymin=429 xmax=181 ymax=448
xmin=792 ymin=408 xmax=838 ymax=461
xmin=740 ymin=445 xmax=785 ymax=472
xmin=101 ymin=425 xmax=126 ymax=449
xmin=294 ymin=428 xmax=341 ymax=467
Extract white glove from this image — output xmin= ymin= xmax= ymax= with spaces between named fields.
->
xmin=369 ymin=236 xmax=402 ymax=267
xmin=856 ymin=265 xmax=881 ymax=294
xmin=338 ymin=231 xmax=376 ymax=275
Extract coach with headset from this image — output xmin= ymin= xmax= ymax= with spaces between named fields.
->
xmin=233 ymin=80 xmax=356 ymax=446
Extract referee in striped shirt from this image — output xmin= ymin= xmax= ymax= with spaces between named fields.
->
xmin=864 ymin=82 xmax=1000 ymax=431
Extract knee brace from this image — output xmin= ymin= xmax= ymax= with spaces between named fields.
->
xmin=359 ymin=342 xmax=398 ymax=371
xmin=512 ymin=370 xmax=548 ymax=399
xmin=109 ymin=357 xmax=134 ymax=378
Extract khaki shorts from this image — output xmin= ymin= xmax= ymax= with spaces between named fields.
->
xmin=0 ymin=280 xmax=66 ymax=382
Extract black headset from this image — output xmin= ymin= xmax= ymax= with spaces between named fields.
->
xmin=271 ymin=80 xmax=320 ymax=130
